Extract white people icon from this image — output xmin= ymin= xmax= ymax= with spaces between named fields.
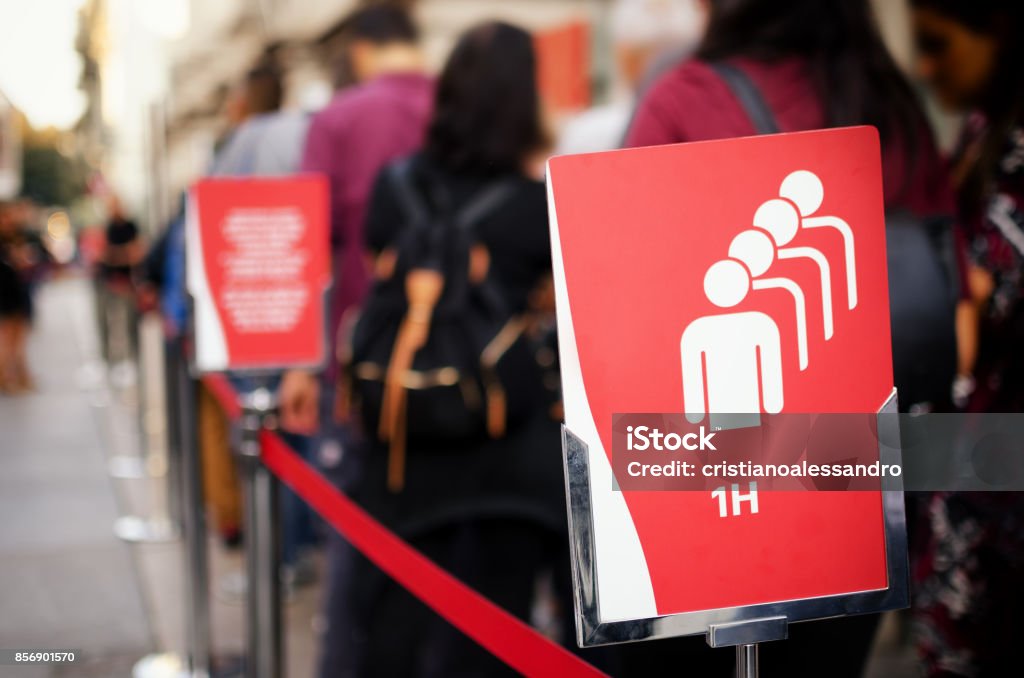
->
xmin=681 ymin=259 xmax=784 ymax=427
xmin=728 ymin=226 xmax=810 ymax=370
xmin=778 ymin=170 xmax=858 ymax=310
xmin=680 ymin=169 xmax=858 ymax=424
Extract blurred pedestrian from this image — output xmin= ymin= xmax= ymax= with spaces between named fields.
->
xmin=321 ymin=21 xmax=571 ymax=678
xmin=0 ymin=199 xmax=51 ymax=393
xmin=302 ymin=7 xmax=432 ymax=675
xmin=209 ymin=61 xmax=309 ymax=177
xmin=0 ymin=201 xmax=33 ymax=393
xmin=279 ymin=3 xmax=433 ymax=434
xmin=557 ymin=0 xmax=708 ymax=155
xmin=625 ymin=0 xmax=958 ymax=675
xmin=909 ymin=1 xmax=1024 ymax=675
xmin=279 ymin=6 xmax=434 ymax=650
xmin=95 ymin=194 xmax=143 ymax=371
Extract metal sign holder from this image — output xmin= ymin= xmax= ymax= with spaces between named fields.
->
xmin=561 ymin=391 xmax=907 ymax=677
xmin=236 ymin=383 xmax=283 ymax=678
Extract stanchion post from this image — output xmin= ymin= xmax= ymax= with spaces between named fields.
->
xmin=238 ymin=386 xmax=283 ymax=678
xmin=164 ymin=336 xmax=185 ymax=532
xmin=178 ymin=354 xmax=212 ymax=677
xmin=133 ymin=342 xmax=210 ymax=678
xmin=736 ymin=643 xmax=758 ymax=678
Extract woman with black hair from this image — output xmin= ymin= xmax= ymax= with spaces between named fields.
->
xmin=326 ymin=22 xmax=576 ymax=678
xmin=910 ymin=1 xmax=1024 ymax=675
xmin=627 ymin=0 xmax=951 ymax=215
xmin=624 ymin=1 xmax=958 ymax=676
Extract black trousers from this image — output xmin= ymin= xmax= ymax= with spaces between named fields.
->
xmin=316 ymin=515 xmax=878 ymax=678
xmin=319 ymin=518 xmax=561 ymax=678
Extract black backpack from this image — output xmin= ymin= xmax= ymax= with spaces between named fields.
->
xmin=713 ymin=62 xmax=959 ymax=411
xmin=338 ymin=159 xmax=547 ymax=491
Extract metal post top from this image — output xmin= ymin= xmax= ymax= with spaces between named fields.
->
xmin=706 ymin=616 xmax=787 ymax=648
xmin=236 ymin=386 xmax=280 ymax=458
xmin=240 ymin=387 xmax=278 ymax=414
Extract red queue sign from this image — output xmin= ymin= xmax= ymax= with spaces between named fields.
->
xmin=547 ymin=126 xmax=907 ymax=644
xmin=186 ymin=176 xmax=331 ymax=373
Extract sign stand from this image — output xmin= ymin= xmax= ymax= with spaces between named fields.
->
xmin=237 ymin=385 xmax=283 ymax=678
xmin=706 ymin=616 xmax=788 ymax=678
xmin=548 ymin=125 xmax=908 ymax=675
xmin=736 ymin=644 xmax=757 ymax=678
xmin=559 ymin=396 xmax=907 ymax=661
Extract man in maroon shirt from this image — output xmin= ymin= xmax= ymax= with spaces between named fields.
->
xmin=280 ymin=5 xmax=433 ymax=431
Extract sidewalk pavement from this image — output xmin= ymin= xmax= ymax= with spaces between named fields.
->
xmin=0 ymin=277 xmax=151 ymax=676
xmin=0 ymin=277 xmax=323 ymax=677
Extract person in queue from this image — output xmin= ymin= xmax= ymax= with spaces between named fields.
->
xmin=322 ymin=21 xmax=575 ymax=677
xmin=279 ymin=4 xmax=433 ymax=435
xmin=209 ymin=61 xmax=309 ymax=177
xmin=625 ymin=0 xmax=957 ymax=675
xmin=909 ymin=1 xmax=1024 ymax=674
xmin=283 ymin=6 xmax=434 ymax=676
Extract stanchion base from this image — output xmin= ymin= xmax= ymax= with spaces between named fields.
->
xmin=131 ymin=652 xmax=189 ymax=678
xmin=109 ymin=454 xmax=168 ymax=479
xmin=109 ymin=456 xmax=148 ymax=479
xmin=131 ymin=652 xmax=244 ymax=678
xmin=114 ymin=516 xmax=180 ymax=543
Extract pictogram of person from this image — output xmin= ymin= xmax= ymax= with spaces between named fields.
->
xmin=751 ymin=198 xmax=834 ymax=346
xmin=779 ymin=170 xmax=857 ymax=310
xmin=681 ymin=259 xmax=784 ymax=426
xmin=728 ymin=226 xmax=812 ymax=370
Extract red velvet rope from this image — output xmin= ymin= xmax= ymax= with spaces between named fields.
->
xmin=200 ymin=374 xmax=604 ymax=677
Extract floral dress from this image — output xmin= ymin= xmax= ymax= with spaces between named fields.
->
xmin=914 ymin=112 xmax=1024 ymax=677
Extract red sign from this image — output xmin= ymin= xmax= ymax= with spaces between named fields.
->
xmin=547 ymin=127 xmax=894 ymax=622
xmin=187 ymin=176 xmax=330 ymax=373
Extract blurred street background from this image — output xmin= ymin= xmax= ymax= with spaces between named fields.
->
xmin=1 ymin=0 xmax=1021 ymax=676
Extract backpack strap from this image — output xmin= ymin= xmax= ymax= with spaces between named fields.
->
xmin=389 ymin=158 xmax=516 ymax=231
xmin=711 ymin=62 xmax=780 ymax=135
xmin=388 ymin=157 xmax=431 ymax=225
xmin=454 ymin=180 xmax=518 ymax=230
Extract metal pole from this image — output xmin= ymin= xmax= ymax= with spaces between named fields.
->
xmin=112 ymin=316 xmax=180 ymax=543
xmin=178 ymin=358 xmax=212 ymax=678
xmin=163 ymin=337 xmax=184 ymax=531
xmin=130 ymin=344 xmax=209 ymax=678
xmin=736 ymin=643 xmax=758 ymax=678
xmin=239 ymin=387 xmax=283 ymax=678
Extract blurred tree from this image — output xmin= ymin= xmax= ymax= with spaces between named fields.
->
xmin=19 ymin=125 xmax=87 ymax=207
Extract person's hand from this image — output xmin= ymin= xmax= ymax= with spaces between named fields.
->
xmin=279 ymin=369 xmax=320 ymax=434
xmin=968 ymin=264 xmax=995 ymax=305
xmin=136 ymin=284 xmax=159 ymax=313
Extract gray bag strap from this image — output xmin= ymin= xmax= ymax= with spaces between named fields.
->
xmin=711 ymin=62 xmax=780 ymax=135
xmin=454 ymin=181 xmax=517 ymax=230
xmin=389 ymin=157 xmax=516 ymax=231
xmin=388 ymin=157 xmax=431 ymax=225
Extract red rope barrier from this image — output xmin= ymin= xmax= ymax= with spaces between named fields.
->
xmin=201 ymin=373 xmax=242 ymax=419
xmin=200 ymin=375 xmax=605 ymax=678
